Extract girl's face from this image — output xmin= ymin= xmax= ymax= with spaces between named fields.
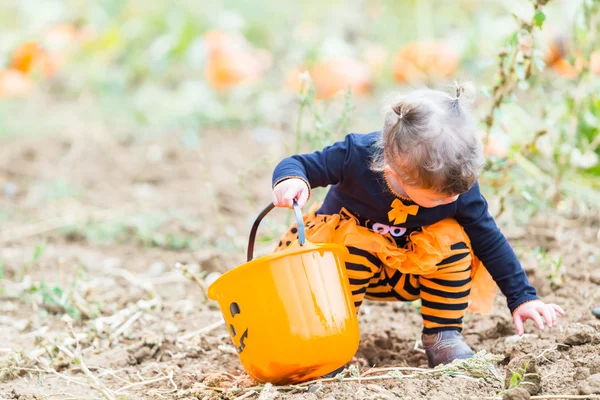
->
xmin=385 ymin=166 xmax=459 ymax=208
xmin=402 ymin=184 xmax=459 ymax=208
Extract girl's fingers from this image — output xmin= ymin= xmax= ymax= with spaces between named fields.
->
xmin=283 ymin=188 xmax=296 ymax=208
xmin=526 ymin=309 xmax=545 ymax=330
xmin=538 ymin=305 xmax=554 ymax=328
xmin=552 ymin=304 xmax=566 ymax=315
xmin=513 ymin=314 xmax=524 ymax=336
xmin=548 ymin=306 xmax=557 ymax=326
xmin=298 ymin=187 xmax=309 ymax=208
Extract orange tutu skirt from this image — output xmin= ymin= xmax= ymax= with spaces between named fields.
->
xmin=276 ymin=204 xmax=498 ymax=314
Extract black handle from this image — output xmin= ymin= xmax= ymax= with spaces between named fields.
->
xmin=247 ymin=200 xmax=305 ymax=262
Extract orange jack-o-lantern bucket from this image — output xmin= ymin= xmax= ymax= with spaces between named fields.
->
xmin=207 ymin=201 xmax=360 ymax=385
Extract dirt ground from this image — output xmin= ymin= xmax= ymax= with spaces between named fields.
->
xmin=1 ymin=127 xmax=600 ymax=400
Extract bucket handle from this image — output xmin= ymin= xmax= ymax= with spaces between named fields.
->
xmin=247 ymin=200 xmax=306 ymax=262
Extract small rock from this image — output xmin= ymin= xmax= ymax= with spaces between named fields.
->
xmin=578 ymin=373 xmax=600 ymax=395
xmin=128 ymin=346 xmax=153 ymax=365
xmin=502 ymin=387 xmax=530 ymax=400
xmin=3 ymin=182 xmax=17 ymax=197
xmin=163 ymin=322 xmax=179 ymax=335
xmin=562 ymin=323 xmax=596 ymax=346
xmin=308 ymin=384 xmax=320 ymax=393
xmin=592 ymin=307 xmax=600 ymax=320
xmin=148 ymin=261 xmax=166 ymax=276
xmin=258 ymin=382 xmax=278 ymax=400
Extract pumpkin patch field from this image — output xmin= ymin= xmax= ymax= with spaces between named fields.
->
xmin=1 ymin=1 xmax=599 ymax=399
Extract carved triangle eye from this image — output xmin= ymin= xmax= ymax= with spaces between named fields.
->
xmin=230 ymin=302 xmax=241 ymax=317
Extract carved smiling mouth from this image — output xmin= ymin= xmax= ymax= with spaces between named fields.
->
xmin=229 ymin=302 xmax=249 ymax=354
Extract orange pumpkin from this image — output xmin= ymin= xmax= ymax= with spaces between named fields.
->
xmin=10 ymin=41 xmax=63 ymax=79
xmin=543 ymin=32 xmax=580 ymax=79
xmin=285 ymin=60 xmax=371 ymax=100
xmin=590 ymin=51 xmax=600 ymax=76
xmin=551 ymin=58 xmax=578 ymax=79
xmin=203 ymin=30 xmax=272 ymax=90
xmin=10 ymin=24 xmax=87 ymax=80
xmin=310 ymin=59 xmax=371 ymax=99
xmin=393 ymin=41 xmax=459 ymax=83
xmin=483 ymin=134 xmax=509 ymax=159
xmin=10 ymin=42 xmax=42 ymax=74
xmin=0 ymin=69 xmax=33 ymax=97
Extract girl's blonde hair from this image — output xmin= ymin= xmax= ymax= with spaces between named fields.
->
xmin=371 ymin=82 xmax=485 ymax=195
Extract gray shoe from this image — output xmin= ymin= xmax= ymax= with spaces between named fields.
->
xmin=422 ymin=330 xmax=474 ymax=368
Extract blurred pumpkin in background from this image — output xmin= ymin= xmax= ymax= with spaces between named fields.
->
xmin=10 ymin=24 xmax=86 ymax=79
xmin=203 ymin=30 xmax=272 ymax=90
xmin=0 ymin=69 xmax=33 ymax=97
xmin=484 ymin=135 xmax=510 ymax=159
xmin=392 ymin=41 xmax=459 ymax=83
xmin=10 ymin=42 xmax=44 ymax=75
xmin=285 ymin=58 xmax=371 ymax=99
xmin=542 ymin=28 xmax=579 ymax=79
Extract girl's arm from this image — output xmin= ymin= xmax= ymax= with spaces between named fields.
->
xmin=455 ymin=182 xmax=538 ymax=313
xmin=272 ymin=134 xmax=354 ymax=197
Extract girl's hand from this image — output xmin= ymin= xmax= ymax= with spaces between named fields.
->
xmin=513 ymin=300 xmax=565 ymax=336
xmin=272 ymin=178 xmax=310 ymax=209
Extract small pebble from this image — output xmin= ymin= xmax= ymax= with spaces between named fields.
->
xmin=592 ymin=307 xmax=600 ymax=320
xmin=148 ymin=261 xmax=166 ymax=276
xmin=308 ymin=384 xmax=320 ymax=393
xmin=3 ymin=182 xmax=17 ymax=197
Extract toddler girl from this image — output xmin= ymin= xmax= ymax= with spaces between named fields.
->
xmin=271 ymin=84 xmax=564 ymax=368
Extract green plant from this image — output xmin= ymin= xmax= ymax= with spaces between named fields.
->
xmin=293 ymin=73 xmax=355 ymax=155
xmin=533 ymin=247 xmax=565 ymax=287
xmin=507 ymin=363 xmax=539 ymax=391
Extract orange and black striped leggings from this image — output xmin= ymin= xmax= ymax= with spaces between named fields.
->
xmin=345 ymin=242 xmax=473 ymax=334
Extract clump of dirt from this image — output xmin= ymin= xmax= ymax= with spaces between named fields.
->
xmin=561 ymin=322 xmax=598 ymax=346
xmin=502 ymin=387 xmax=530 ymax=400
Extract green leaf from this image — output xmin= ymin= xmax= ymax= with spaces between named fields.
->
xmin=32 ymin=242 xmax=46 ymax=262
xmin=534 ymin=11 xmax=546 ymax=27
xmin=509 ymin=371 xmax=522 ymax=388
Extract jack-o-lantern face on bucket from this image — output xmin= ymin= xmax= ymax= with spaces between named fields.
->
xmin=228 ymin=302 xmax=248 ymax=354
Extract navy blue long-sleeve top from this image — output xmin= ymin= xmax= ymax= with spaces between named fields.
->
xmin=272 ymin=131 xmax=538 ymax=313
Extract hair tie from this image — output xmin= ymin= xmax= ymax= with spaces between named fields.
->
xmin=456 ymin=86 xmax=464 ymax=99
xmin=392 ymin=105 xmax=403 ymax=119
